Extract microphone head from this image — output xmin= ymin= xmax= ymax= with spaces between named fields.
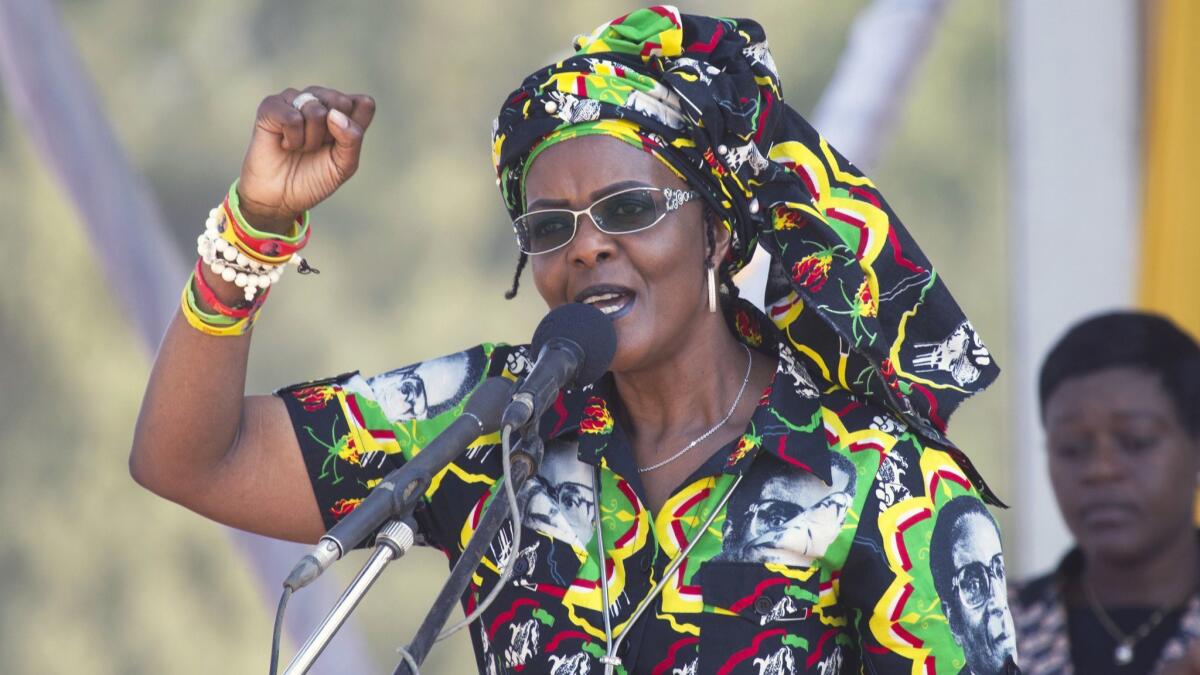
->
xmin=531 ymin=303 xmax=617 ymax=387
xmin=463 ymin=377 xmax=518 ymax=434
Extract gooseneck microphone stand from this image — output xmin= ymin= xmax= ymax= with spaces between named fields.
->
xmin=282 ymin=516 xmax=419 ymax=675
xmin=392 ymin=424 xmax=545 ymax=675
xmin=278 ymin=420 xmax=545 ymax=675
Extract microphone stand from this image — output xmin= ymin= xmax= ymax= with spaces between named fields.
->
xmin=282 ymin=517 xmax=418 ymax=675
xmin=392 ymin=425 xmax=545 ymax=675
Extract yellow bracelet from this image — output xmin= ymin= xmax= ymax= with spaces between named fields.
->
xmin=180 ymin=283 xmax=256 ymax=337
xmin=216 ymin=204 xmax=296 ymax=266
xmin=185 ymin=274 xmax=240 ymax=326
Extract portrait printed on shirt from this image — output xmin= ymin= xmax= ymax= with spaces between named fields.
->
xmin=517 ymin=439 xmax=595 ymax=549
xmin=928 ymin=496 xmax=1017 ymax=675
xmin=714 ymin=453 xmax=857 ymax=565
xmin=365 ymin=349 xmax=487 ymax=422
xmin=910 ymin=320 xmax=992 ymax=388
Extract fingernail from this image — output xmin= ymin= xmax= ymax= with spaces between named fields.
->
xmin=329 ymin=109 xmax=349 ymax=129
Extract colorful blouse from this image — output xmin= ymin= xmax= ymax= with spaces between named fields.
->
xmin=279 ymin=308 xmax=1019 ymax=674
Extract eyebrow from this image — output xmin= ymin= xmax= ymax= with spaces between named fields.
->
xmin=526 ymin=180 xmax=652 ymax=211
xmin=1046 ymin=409 xmax=1169 ymax=427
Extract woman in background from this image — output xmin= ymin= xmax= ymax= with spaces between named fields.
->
xmin=1011 ymin=311 xmax=1200 ymax=675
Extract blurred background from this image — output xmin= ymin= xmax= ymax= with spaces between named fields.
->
xmin=0 ymin=0 xmax=1194 ymax=672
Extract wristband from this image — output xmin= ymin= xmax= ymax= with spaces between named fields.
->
xmin=181 ymin=283 xmax=257 ymax=336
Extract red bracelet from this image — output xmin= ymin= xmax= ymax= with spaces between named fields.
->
xmin=221 ymin=197 xmax=310 ymax=262
xmin=192 ymin=259 xmax=267 ymax=318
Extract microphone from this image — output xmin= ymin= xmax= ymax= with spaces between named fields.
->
xmin=501 ymin=303 xmax=617 ymax=430
xmin=285 ymin=376 xmax=515 ymax=591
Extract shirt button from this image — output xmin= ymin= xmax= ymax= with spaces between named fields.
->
xmin=512 ymin=557 xmax=530 ymax=577
xmin=753 ymin=596 xmax=775 ymax=615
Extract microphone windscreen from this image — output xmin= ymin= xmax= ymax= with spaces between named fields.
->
xmin=463 ymin=377 xmax=518 ymax=434
xmin=531 ymin=303 xmax=617 ymax=386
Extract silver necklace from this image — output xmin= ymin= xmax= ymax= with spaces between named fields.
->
xmin=1083 ymin=581 xmax=1171 ymax=666
xmin=638 ymin=343 xmax=753 ymax=474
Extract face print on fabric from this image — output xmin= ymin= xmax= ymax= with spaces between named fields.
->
xmin=715 ymin=454 xmax=857 ymax=565
xmin=517 ymin=439 xmax=596 ymax=548
xmin=929 ymin=496 xmax=1016 ymax=674
xmin=366 ymin=350 xmax=485 ymax=421
xmin=778 ymin=344 xmax=820 ymax=399
xmin=717 ymin=141 xmax=769 ymax=176
xmin=912 ymin=321 xmax=992 ymax=388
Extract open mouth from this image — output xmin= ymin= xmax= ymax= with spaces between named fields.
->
xmin=576 ymin=285 xmax=636 ymax=319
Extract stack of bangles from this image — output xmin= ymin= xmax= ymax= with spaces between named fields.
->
xmin=180 ymin=180 xmax=315 ymax=337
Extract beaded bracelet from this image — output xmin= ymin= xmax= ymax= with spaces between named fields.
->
xmin=191 ymin=259 xmax=264 ymax=319
xmin=181 ymin=181 xmax=313 ymax=336
xmin=196 ymin=182 xmax=315 ymax=304
xmin=197 ymin=224 xmax=291 ymax=303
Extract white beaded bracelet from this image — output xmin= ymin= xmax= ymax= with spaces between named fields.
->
xmin=196 ymin=208 xmax=303 ymax=302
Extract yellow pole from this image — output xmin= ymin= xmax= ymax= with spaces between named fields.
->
xmin=1139 ymin=0 xmax=1200 ymax=521
xmin=1139 ymin=0 xmax=1200 ymax=337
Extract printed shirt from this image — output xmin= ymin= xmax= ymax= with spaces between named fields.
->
xmin=1010 ymin=544 xmax=1200 ymax=675
xmin=279 ymin=307 xmax=1019 ymax=674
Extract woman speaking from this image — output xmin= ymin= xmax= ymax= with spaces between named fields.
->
xmin=130 ymin=7 xmax=1017 ymax=673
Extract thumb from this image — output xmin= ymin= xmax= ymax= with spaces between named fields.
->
xmin=325 ymin=108 xmax=365 ymax=177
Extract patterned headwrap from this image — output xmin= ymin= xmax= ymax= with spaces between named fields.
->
xmin=492 ymin=7 xmax=1001 ymax=500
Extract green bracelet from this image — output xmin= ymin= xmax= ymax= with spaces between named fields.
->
xmin=186 ymin=276 xmax=240 ymax=326
xmin=227 ymin=179 xmax=310 ymax=244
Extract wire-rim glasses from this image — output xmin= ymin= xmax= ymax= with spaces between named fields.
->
xmin=952 ymin=553 xmax=1006 ymax=609
xmin=513 ymin=186 xmax=700 ymax=255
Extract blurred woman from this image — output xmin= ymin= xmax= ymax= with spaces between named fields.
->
xmin=130 ymin=6 xmax=1016 ymax=673
xmin=1011 ymin=311 xmax=1200 ymax=674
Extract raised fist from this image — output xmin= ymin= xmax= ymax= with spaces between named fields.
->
xmin=236 ymin=86 xmax=376 ymax=232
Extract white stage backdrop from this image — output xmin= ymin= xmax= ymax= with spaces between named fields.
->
xmin=1006 ymin=0 xmax=1142 ymax=576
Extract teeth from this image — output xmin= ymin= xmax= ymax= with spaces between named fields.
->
xmin=582 ymin=292 xmax=622 ymax=305
xmin=597 ymin=304 xmax=621 ymax=315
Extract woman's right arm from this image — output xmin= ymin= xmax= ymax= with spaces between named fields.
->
xmin=129 ymin=86 xmax=376 ymax=544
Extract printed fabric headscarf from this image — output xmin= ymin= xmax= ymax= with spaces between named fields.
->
xmin=492 ymin=6 xmax=1003 ymax=504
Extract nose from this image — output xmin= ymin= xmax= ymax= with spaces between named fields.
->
xmin=567 ymin=212 xmax=616 ymax=268
xmin=985 ymin=584 xmax=1010 ymax=614
xmin=1081 ymin=436 xmax=1123 ymax=484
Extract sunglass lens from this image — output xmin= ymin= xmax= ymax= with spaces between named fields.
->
xmin=519 ymin=211 xmax=575 ymax=253
xmin=594 ymin=189 xmax=661 ymax=233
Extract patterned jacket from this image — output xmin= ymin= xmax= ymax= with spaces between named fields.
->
xmin=279 ymin=308 xmax=1019 ymax=674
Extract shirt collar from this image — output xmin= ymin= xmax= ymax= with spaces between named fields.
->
xmin=719 ymin=304 xmax=832 ymax=484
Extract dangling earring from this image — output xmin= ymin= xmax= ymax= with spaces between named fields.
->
xmin=707 ymin=265 xmax=718 ymax=313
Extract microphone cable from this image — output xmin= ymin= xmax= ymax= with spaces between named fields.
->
xmin=268 ymin=585 xmax=293 ymax=675
xmin=433 ymin=422 xmax=526 ymax=641
xmin=393 ymin=645 xmax=421 ymax=675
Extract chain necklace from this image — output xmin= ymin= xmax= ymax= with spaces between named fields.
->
xmin=638 ymin=343 xmax=752 ymax=474
xmin=1083 ymin=581 xmax=1171 ymax=666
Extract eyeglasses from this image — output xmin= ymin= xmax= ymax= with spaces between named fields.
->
xmin=513 ymin=186 xmax=700 ymax=255
xmin=746 ymin=492 xmax=852 ymax=530
xmin=952 ymin=553 xmax=1006 ymax=609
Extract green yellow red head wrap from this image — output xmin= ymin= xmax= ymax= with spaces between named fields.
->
xmin=492 ymin=6 xmax=1001 ymax=501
